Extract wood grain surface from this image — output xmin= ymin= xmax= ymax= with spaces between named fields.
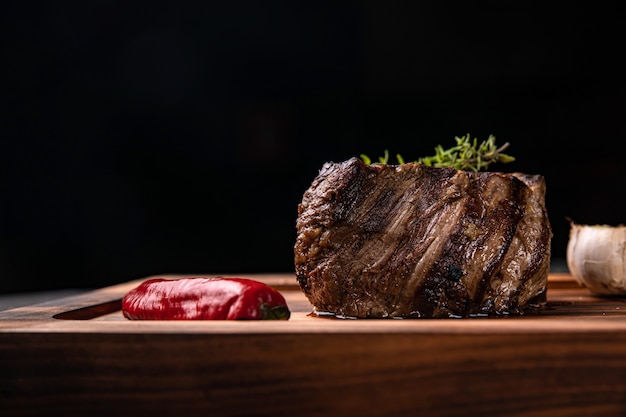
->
xmin=2 ymin=273 xmax=626 ymax=417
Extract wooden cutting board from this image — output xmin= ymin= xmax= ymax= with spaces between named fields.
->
xmin=2 ymin=273 xmax=626 ymax=417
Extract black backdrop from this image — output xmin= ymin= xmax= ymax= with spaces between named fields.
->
xmin=2 ymin=2 xmax=625 ymax=293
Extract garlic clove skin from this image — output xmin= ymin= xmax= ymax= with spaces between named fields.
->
xmin=566 ymin=223 xmax=626 ymax=296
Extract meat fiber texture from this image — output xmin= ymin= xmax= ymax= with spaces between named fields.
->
xmin=294 ymin=157 xmax=552 ymax=318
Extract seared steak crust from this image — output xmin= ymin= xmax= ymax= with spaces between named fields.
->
xmin=294 ymin=157 xmax=552 ymax=318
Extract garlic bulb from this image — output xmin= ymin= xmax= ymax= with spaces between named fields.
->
xmin=566 ymin=222 xmax=626 ymax=295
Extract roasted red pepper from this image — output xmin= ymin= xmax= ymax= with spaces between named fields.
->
xmin=122 ymin=277 xmax=291 ymax=320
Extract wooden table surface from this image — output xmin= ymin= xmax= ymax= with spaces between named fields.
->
xmin=2 ymin=272 xmax=626 ymax=417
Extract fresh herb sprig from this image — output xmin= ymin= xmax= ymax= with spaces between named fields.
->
xmin=360 ymin=134 xmax=515 ymax=172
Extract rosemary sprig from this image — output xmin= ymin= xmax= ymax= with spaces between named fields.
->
xmin=360 ymin=134 xmax=515 ymax=172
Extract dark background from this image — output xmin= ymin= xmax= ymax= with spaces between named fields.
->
xmin=2 ymin=2 xmax=625 ymax=293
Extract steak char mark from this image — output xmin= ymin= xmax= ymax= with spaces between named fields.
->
xmin=294 ymin=157 xmax=552 ymax=318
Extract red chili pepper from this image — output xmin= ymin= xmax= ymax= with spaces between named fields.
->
xmin=122 ymin=277 xmax=291 ymax=320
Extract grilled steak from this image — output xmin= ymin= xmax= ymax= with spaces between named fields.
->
xmin=294 ymin=157 xmax=552 ymax=318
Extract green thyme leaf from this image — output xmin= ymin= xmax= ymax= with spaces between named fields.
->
xmin=360 ymin=154 xmax=372 ymax=165
xmin=378 ymin=149 xmax=390 ymax=164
